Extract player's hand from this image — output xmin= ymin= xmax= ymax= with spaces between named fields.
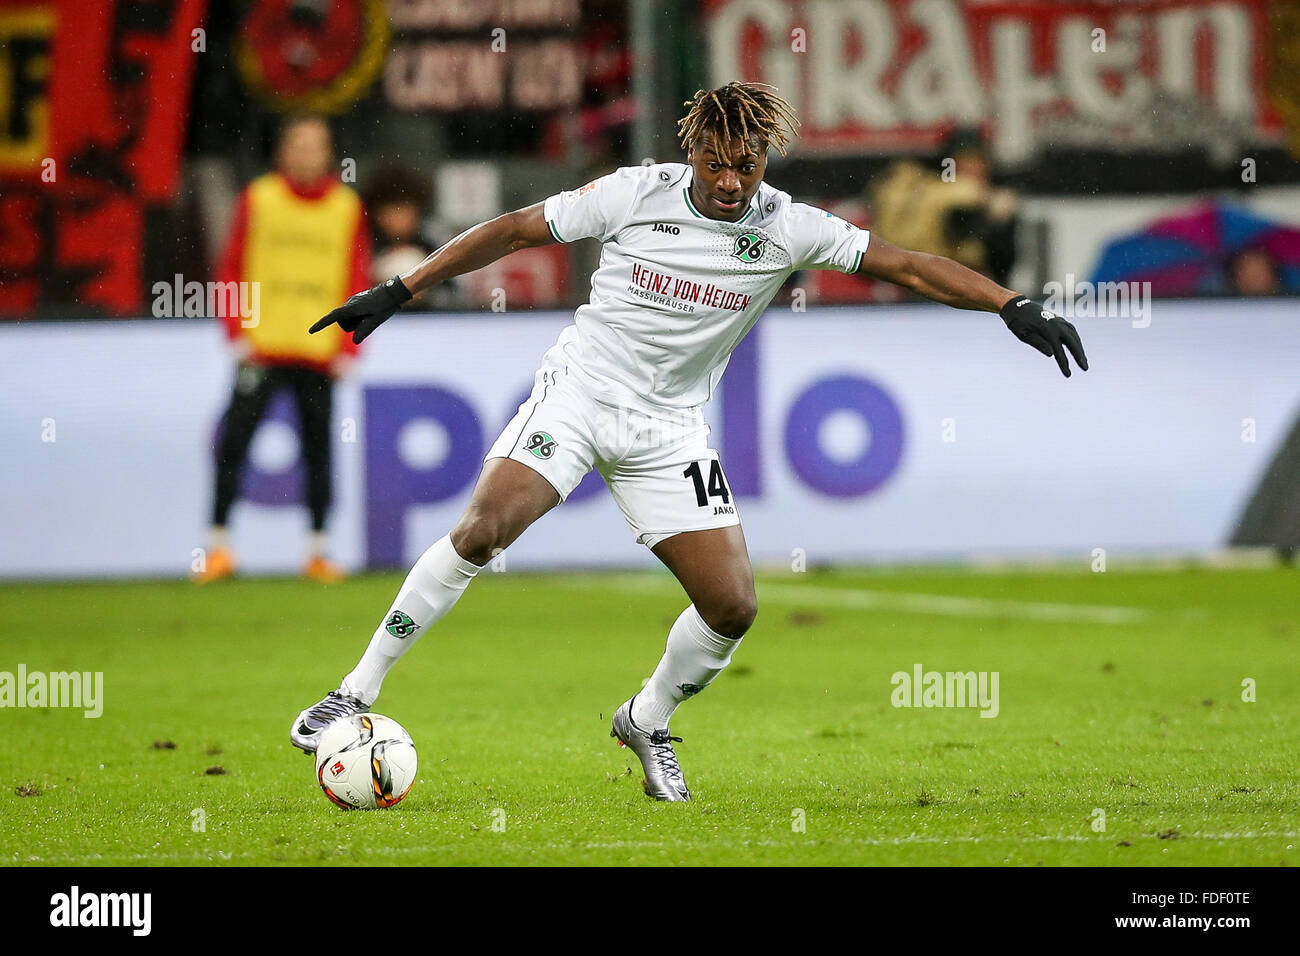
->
xmin=309 ymin=275 xmax=413 ymax=344
xmin=999 ymin=296 xmax=1089 ymax=378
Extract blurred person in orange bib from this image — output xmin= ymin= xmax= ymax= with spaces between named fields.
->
xmin=196 ymin=115 xmax=370 ymax=584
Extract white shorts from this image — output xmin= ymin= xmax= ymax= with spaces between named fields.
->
xmin=484 ymin=364 xmax=740 ymax=548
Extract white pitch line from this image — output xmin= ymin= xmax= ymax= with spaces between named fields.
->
xmin=560 ymin=575 xmax=1150 ymax=625
xmin=759 ymin=582 xmax=1150 ymax=625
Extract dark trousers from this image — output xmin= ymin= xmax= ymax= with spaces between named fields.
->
xmin=213 ymin=363 xmax=334 ymax=532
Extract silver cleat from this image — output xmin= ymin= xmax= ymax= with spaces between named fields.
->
xmin=290 ymin=690 xmax=367 ymax=753
xmin=610 ymin=697 xmax=690 ymax=802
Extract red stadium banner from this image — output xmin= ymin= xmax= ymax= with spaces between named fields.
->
xmin=0 ymin=0 xmax=207 ymax=317
xmin=701 ymin=0 xmax=1284 ymax=162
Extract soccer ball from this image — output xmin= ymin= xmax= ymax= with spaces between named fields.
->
xmin=315 ymin=713 xmax=418 ymax=810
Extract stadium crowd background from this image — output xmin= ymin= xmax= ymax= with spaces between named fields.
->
xmin=5 ymin=0 xmax=1300 ymax=320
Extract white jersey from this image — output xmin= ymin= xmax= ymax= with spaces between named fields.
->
xmin=541 ymin=163 xmax=870 ymax=412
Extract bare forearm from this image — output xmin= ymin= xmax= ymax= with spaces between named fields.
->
xmin=894 ymin=249 xmax=1016 ymax=312
xmin=859 ymin=236 xmax=1016 ymax=312
xmin=399 ymin=205 xmax=550 ymax=294
xmin=852 ymin=235 xmax=1087 ymax=375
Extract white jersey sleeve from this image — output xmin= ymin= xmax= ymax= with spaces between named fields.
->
xmin=786 ymin=202 xmax=871 ymax=274
xmin=543 ymin=166 xmax=648 ymax=244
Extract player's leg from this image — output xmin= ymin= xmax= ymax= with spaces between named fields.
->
xmin=637 ymin=524 xmax=756 ymax=724
xmin=289 ymin=366 xmax=340 ymax=580
xmin=197 ymin=363 xmax=278 ymax=582
xmin=291 ymin=459 xmax=558 ymax=751
xmin=608 ymin=525 xmax=754 ymax=801
xmin=292 ymin=364 xmax=593 ymax=751
xmin=602 ymin=421 xmax=750 ymax=799
xmin=340 ymin=455 xmax=558 ymax=703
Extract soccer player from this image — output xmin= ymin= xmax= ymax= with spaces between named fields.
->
xmin=290 ymin=83 xmax=1087 ymax=800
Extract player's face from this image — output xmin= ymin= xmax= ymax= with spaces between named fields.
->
xmin=688 ymin=133 xmax=766 ymax=222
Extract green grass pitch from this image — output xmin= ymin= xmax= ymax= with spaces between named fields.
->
xmin=1 ymin=564 xmax=1296 ymax=866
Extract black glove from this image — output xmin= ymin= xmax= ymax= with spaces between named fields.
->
xmin=309 ymin=275 xmax=413 ymax=344
xmin=999 ymin=296 xmax=1089 ymax=378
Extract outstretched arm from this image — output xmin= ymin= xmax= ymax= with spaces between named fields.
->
xmin=400 ymin=201 xmax=553 ymax=294
xmin=858 ymin=235 xmax=1014 ymax=311
xmin=310 ymin=202 xmax=554 ymax=344
xmin=858 ymin=235 xmax=1089 ymax=377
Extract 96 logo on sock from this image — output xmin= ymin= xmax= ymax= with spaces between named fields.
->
xmin=385 ymin=610 xmax=419 ymax=638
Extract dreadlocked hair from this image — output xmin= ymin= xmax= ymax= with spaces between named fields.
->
xmin=677 ymin=82 xmax=800 ymax=164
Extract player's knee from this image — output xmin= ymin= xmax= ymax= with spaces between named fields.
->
xmin=449 ymin=510 xmax=507 ymax=567
xmin=702 ymin=592 xmax=757 ymax=639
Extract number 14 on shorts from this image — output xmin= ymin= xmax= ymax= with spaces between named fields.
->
xmin=684 ymin=460 xmax=734 ymax=515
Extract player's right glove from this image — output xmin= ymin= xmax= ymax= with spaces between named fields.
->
xmin=309 ymin=275 xmax=413 ymax=344
xmin=999 ymin=296 xmax=1089 ymax=378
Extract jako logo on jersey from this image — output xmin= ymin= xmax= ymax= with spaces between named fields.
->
xmin=385 ymin=610 xmax=419 ymax=638
xmin=525 ymin=431 xmax=557 ymax=459
xmin=653 ymin=223 xmax=680 ymax=235
xmin=731 ymin=233 xmax=766 ymax=262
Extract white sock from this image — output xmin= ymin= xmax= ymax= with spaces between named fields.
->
xmin=309 ymin=531 xmax=328 ymax=558
xmin=211 ymin=526 xmax=228 ymax=550
xmin=631 ymin=605 xmax=741 ymax=730
xmin=341 ymin=534 xmax=481 ymax=704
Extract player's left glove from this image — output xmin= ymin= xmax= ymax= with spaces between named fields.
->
xmin=1000 ymin=296 xmax=1089 ymax=378
xmin=309 ymin=275 xmax=413 ymax=344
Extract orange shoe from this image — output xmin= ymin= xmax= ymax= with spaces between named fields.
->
xmin=303 ymin=555 xmax=345 ymax=583
xmin=193 ymin=547 xmax=236 ymax=584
